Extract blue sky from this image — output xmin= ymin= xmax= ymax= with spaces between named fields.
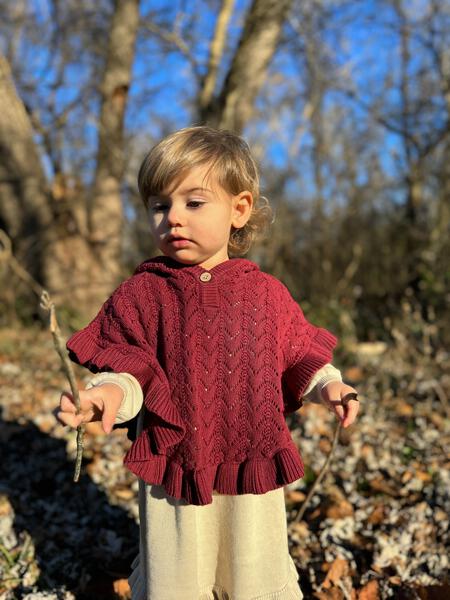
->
xmin=1 ymin=0 xmax=446 ymax=211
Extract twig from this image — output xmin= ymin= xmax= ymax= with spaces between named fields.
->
xmin=430 ymin=380 xmax=449 ymax=420
xmin=1 ymin=228 xmax=85 ymax=481
xmin=17 ymin=531 xmax=33 ymax=567
xmin=143 ymin=22 xmax=200 ymax=78
xmin=39 ymin=289 xmax=85 ymax=482
xmin=0 ymin=229 xmax=44 ymax=297
xmin=0 ymin=542 xmax=14 ymax=567
xmin=294 ymin=420 xmax=342 ymax=523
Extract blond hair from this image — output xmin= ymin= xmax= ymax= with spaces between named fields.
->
xmin=138 ymin=126 xmax=273 ymax=255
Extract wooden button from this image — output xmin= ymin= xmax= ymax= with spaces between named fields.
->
xmin=200 ymin=272 xmax=212 ymax=282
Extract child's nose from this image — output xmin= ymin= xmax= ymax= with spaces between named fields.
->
xmin=167 ymin=205 xmax=184 ymax=226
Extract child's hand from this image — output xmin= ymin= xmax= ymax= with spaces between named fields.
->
xmin=320 ymin=381 xmax=359 ymax=428
xmin=56 ymin=383 xmax=124 ymax=434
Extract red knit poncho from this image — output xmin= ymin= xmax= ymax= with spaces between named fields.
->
xmin=66 ymin=255 xmax=337 ymax=505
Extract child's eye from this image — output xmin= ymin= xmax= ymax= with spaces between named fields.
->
xmin=187 ymin=200 xmax=205 ymax=208
xmin=150 ymin=204 xmax=168 ymax=212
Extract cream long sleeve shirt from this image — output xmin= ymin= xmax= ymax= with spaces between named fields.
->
xmin=84 ymin=364 xmax=343 ymax=425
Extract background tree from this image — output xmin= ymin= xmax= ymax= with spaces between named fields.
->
xmin=0 ymin=0 xmax=448 ymax=347
xmin=0 ymin=0 xmax=294 ymax=321
xmin=0 ymin=0 xmax=140 ymax=318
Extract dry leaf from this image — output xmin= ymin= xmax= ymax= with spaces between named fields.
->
xmin=319 ymin=438 xmax=332 ymax=453
xmin=289 ymin=521 xmax=309 ymax=537
xmin=325 ymin=499 xmax=354 ymax=519
xmin=343 ymin=366 xmax=364 ymax=382
xmin=416 ymin=471 xmax=432 ymax=483
xmin=113 ymin=578 xmax=131 ymax=599
xmin=369 ymin=475 xmax=398 ymax=496
xmin=367 ymin=504 xmax=386 ymax=525
xmin=323 ymin=485 xmax=355 ymax=519
xmin=357 ymin=579 xmax=380 ymax=600
xmin=394 ymin=399 xmax=414 ymax=416
xmin=315 ymin=589 xmax=345 ymax=600
xmin=322 ymin=558 xmax=350 ymax=589
xmin=115 ymin=487 xmax=135 ymax=500
xmin=402 ymin=471 xmax=413 ymax=483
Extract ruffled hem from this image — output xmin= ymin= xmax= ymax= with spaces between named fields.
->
xmin=66 ymin=330 xmax=186 ymax=450
xmin=128 ymin=552 xmax=303 ymax=600
xmin=142 ymin=382 xmax=186 ymax=450
xmin=124 ymin=441 xmax=305 ymax=506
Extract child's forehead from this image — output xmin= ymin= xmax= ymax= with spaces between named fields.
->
xmin=162 ymin=163 xmax=224 ymax=195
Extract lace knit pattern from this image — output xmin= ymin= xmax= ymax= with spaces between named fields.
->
xmin=84 ymin=363 xmax=342 ymax=426
xmin=66 ymin=255 xmax=338 ymax=505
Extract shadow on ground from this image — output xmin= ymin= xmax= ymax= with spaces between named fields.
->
xmin=0 ymin=406 xmax=139 ymax=599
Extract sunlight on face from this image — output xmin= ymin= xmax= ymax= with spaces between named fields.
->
xmin=147 ymin=163 xmax=252 ymax=270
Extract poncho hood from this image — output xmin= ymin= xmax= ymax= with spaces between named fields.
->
xmin=133 ymin=254 xmax=260 ymax=280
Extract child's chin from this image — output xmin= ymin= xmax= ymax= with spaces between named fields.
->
xmin=162 ymin=251 xmax=201 ymax=265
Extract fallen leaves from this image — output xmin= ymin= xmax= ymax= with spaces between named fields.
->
xmin=286 ymin=339 xmax=450 ymax=598
xmin=1 ymin=325 xmax=449 ymax=599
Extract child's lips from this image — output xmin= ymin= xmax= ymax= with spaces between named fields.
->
xmin=169 ymin=238 xmax=192 ymax=248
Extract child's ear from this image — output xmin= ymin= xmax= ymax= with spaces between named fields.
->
xmin=232 ymin=191 xmax=253 ymax=229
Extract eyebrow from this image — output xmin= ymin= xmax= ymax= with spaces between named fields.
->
xmin=180 ymin=187 xmax=212 ymax=194
xmin=149 ymin=187 xmax=213 ymax=202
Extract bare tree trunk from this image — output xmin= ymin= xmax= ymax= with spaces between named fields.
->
xmin=303 ymin=13 xmax=325 ymax=219
xmin=393 ymin=0 xmax=426 ymax=299
xmin=200 ymin=0 xmax=292 ymax=133
xmin=87 ymin=0 xmax=140 ymax=304
xmin=0 ymin=54 xmax=54 ymax=283
xmin=198 ymin=0 xmax=236 ymax=112
xmin=0 ymin=0 xmax=140 ymax=320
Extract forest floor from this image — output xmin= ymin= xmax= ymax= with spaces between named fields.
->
xmin=0 ymin=325 xmax=448 ymax=600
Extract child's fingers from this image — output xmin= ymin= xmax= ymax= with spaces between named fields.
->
xmin=59 ymin=390 xmax=100 ymax=414
xmin=59 ymin=392 xmax=78 ymax=413
xmin=332 ymin=400 xmax=345 ymax=421
xmin=56 ymin=409 xmax=90 ymax=429
xmin=89 ymin=383 xmax=124 ymax=434
xmin=58 ymin=387 xmax=122 ymax=434
xmin=57 ymin=390 xmax=96 ymax=428
xmin=340 ymin=389 xmax=360 ymax=427
xmin=102 ymin=401 xmax=118 ymax=434
xmin=341 ymin=398 xmax=360 ymax=428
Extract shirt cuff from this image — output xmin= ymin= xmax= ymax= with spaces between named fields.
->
xmin=85 ymin=372 xmax=144 ymax=424
xmin=302 ymin=363 xmax=343 ymax=401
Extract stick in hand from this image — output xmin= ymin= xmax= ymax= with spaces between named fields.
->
xmin=40 ymin=289 xmax=85 ymax=482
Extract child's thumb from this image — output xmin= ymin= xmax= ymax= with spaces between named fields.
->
xmin=101 ymin=402 xmax=118 ymax=435
xmin=334 ymin=402 xmax=345 ymax=422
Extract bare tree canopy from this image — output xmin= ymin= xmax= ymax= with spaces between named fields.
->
xmin=0 ymin=0 xmax=448 ymax=342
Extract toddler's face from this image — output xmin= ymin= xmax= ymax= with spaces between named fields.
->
xmin=147 ymin=163 xmax=252 ymax=270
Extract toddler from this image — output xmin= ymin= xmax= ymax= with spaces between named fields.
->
xmin=58 ymin=126 xmax=359 ymax=599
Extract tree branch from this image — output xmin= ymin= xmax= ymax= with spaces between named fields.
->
xmin=198 ymin=0 xmax=236 ymax=110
